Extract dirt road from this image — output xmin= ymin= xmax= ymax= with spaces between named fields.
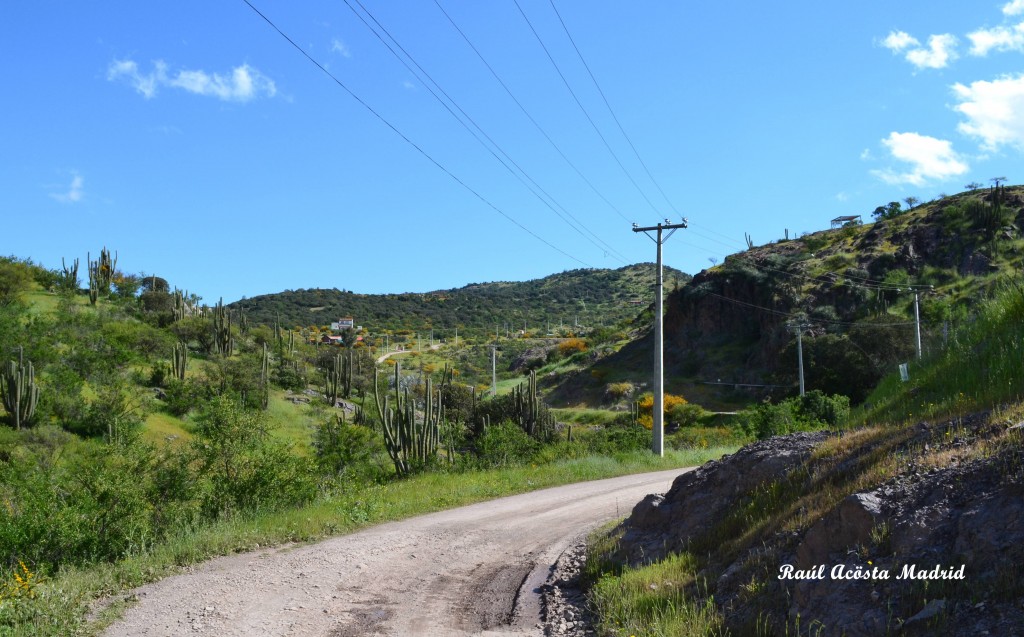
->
xmin=101 ymin=469 xmax=688 ymax=637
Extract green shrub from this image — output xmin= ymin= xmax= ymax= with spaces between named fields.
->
xmin=667 ymin=402 xmax=707 ymax=427
xmin=191 ymin=398 xmax=316 ymax=518
xmin=312 ymin=416 xmax=381 ymax=479
xmin=471 ymin=421 xmax=539 ymax=468
xmin=739 ymin=391 xmax=849 ymax=439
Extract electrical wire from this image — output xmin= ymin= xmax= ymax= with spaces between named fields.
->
xmin=342 ymin=0 xmax=630 ymax=264
xmin=706 ymin=292 xmax=916 ymax=328
xmin=241 ymin=0 xmax=592 ymax=268
xmin=511 ymin=0 xmax=663 ymax=221
xmin=547 ymin=0 xmax=681 ymax=218
xmin=431 ymin=0 xmax=634 ymax=224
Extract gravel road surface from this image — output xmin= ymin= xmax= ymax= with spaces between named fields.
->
xmin=101 ymin=468 xmax=688 ymax=637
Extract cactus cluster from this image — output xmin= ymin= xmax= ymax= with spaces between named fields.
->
xmin=373 ymin=360 xmax=444 ymax=476
xmin=171 ymin=289 xmax=194 ymax=322
xmin=86 ymin=248 xmax=118 ymax=304
xmin=510 ymin=370 xmax=555 ymax=438
xmin=60 ymin=257 xmax=79 ymax=292
xmin=324 ymin=349 xmax=357 ymax=406
xmin=1 ymin=348 xmax=39 ymax=430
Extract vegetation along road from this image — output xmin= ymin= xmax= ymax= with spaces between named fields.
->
xmin=102 ymin=469 xmax=687 ymax=636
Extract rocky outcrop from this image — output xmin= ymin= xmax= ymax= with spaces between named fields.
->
xmin=607 ymin=418 xmax=1024 ymax=636
xmin=616 ymin=431 xmax=828 ymax=564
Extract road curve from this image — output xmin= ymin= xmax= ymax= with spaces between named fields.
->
xmin=101 ymin=468 xmax=688 ymax=637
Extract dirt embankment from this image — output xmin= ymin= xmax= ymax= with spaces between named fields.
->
xmin=613 ymin=419 xmax=1024 ymax=636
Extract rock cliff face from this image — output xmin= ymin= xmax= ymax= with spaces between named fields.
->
xmin=659 ymin=188 xmax=1024 ymax=400
xmin=610 ymin=416 xmax=1024 ymax=635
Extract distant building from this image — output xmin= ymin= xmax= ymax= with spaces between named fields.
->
xmin=331 ymin=317 xmax=355 ymax=332
xmin=830 ymin=215 xmax=862 ymax=229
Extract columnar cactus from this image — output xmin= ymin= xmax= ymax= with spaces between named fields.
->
xmin=1 ymin=349 xmax=40 ymax=430
xmin=60 ymin=257 xmax=79 ymax=291
xmin=171 ymin=341 xmax=188 ymax=381
xmin=260 ymin=342 xmax=270 ymax=410
xmin=510 ymin=370 xmax=554 ymax=439
xmin=212 ymin=297 xmax=233 ymax=357
xmin=324 ymin=351 xmax=342 ymax=406
xmin=373 ymin=360 xmax=444 ymax=476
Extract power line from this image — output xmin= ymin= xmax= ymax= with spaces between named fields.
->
xmin=342 ymin=0 xmax=629 ymax=264
xmin=706 ymin=292 xmax=916 ymax=328
xmin=511 ymin=0 xmax=662 ymax=220
xmin=547 ymin=0 xmax=681 ymax=217
xmin=431 ymin=0 xmax=633 ymax=224
xmin=241 ymin=0 xmax=591 ymax=268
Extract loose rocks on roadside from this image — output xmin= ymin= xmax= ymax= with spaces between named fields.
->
xmin=540 ymin=541 xmax=596 ymax=637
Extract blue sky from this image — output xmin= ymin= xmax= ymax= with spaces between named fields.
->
xmin=3 ymin=1 xmax=1023 ymax=303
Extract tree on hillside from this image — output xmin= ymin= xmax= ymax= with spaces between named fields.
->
xmin=0 ymin=258 xmax=33 ymax=307
xmin=903 ymin=196 xmax=920 ymax=210
xmin=965 ymin=181 xmax=982 ymax=191
xmin=871 ymin=201 xmax=903 ymax=221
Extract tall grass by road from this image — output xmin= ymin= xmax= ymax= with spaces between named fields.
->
xmin=3 ymin=447 xmax=732 ymax=637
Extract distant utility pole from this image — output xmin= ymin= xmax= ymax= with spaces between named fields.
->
xmin=788 ymin=321 xmax=811 ymax=396
xmin=491 ymin=345 xmax=497 ymax=396
xmin=913 ymin=292 xmax=922 ymax=361
xmin=633 ymin=218 xmax=688 ymax=456
xmin=902 ymin=286 xmax=931 ymax=360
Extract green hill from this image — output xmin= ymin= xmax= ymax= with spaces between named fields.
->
xmin=548 ymin=185 xmax=1024 ymax=409
xmin=229 ymin=263 xmax=689 ymax=337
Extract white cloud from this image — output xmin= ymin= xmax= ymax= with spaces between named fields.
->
xmin=50 ymin=172 xmax=84 ymax=204
xmin=331 ymin=38 xmax=352 ymax=58
xmin=953 ymin=74 xmax=1024 ymax=151
xmin=835 ymin=191 xmax=850 ymax=202
xmin=882 ymin=30 xmax=958 ymax=69
xmin=1004 ymin=0 xmax=1024 ymax=16
xmin=882 ymin=30 xmax=920 ymax=52
xmin=905 ymin=34 xmax=959 ymax=69
xmin=402 ymin=80 xmax=415 ymax=90
xmin=872 ymin=132 xmax=969 ymax=186
xmin=860 ymin=148 xmax=873 ymax=161
xmin=967 ymin=22 xmax=1024 ymax=55
xmin=107 ymin=59 xmax=276 ymax=102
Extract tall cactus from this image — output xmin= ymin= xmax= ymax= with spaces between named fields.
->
xmin=212 ymin=297 xmax=233 ymax=357
xmin=1 ymin=348 xmax=40 ymax=430
xmin=259 ymin=342 xmax=270 ymax=410
xmin=324 ymin=351 xmax=342 ymax=406
xmin=373 ymin=360 xmax=443 ymax=476
xmin=171 ymin=341 xmax=188 ymax=381
xmin=510 ymin=370 xmax=554 ymax=439
xmin=60 ymin=257 xmax=79 ymax=292
xmin=87 ymin=247 xmax=118 ymax=298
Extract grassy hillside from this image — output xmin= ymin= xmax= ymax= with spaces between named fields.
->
xmin=546 ymin=186 xmax=1024 ymax=410
xmin=229 ymin=263 xmax=689 ymax=337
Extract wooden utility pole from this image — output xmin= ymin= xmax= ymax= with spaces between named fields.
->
xmin=914 ymin=292 xmax=922 ymax=361
xmin=633 ymin=219 xmax=687 ymax=456
xmin=788 ymin=321 xmax=811 ymax=396
xmin=491 ymin=346 xmax=497 ymax=396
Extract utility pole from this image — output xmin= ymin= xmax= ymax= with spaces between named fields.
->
xmin=633 ymin=218 xmax=688 ymax=456
xmin=787 ymin=321 xmax=810 ymax=396
xmin=491 ymin=345 xmax=497 ymax=396
xmin=914 ymin=292 xmax=922 ymax=361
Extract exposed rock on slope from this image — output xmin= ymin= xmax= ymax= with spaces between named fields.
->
xmin=608 ymin=417 xmax=1024 ymax=635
